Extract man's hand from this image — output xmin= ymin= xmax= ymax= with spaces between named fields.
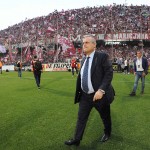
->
xmin=93 ymin=90 xmax=104 ymax=101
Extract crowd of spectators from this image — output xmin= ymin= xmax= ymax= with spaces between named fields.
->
xmin=0 ymin=4 xmax=150 ymax=64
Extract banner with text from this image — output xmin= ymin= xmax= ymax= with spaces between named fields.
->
xmin=42 ymin=63 xmax=71 ymax=71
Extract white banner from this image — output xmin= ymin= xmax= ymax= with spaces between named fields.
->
xmin=2 ymin=65 xmax=14 ymax=71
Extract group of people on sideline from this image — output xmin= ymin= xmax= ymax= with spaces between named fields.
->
xmin=116 ymin=51 xmax=148 ymax=96
xmin=116 ymin=57 xmax=134 ymax=74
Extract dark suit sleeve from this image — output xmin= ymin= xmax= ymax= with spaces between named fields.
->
xmin=74 ymin=57 xmax=86 ymax=104
xmin=74 ymin=74 xmax=82 ymax=104
xmin=98 ymin=53 xmax=113 ymax=92
xmin=133 ymin=59 xmax=136 ymax=72
xmin=143 ymin=58 xmax=148 ymax=74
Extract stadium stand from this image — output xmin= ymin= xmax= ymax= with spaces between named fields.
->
xmin=0 ymin=4 xmax=150 ymax=65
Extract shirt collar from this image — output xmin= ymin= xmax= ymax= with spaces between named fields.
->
xmin=86 ymin=50 xmax=95 ymax=59
xmin=137 ymin=57 xmax=142 ymax=60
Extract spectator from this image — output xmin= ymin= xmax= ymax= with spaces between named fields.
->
xmin=31 ymin=55 xmax=42 ymax=89
xmin=0 ymin=60 xmax=3 ymax=74
xmin=71 ymin=57 xmax=78 ymax=76
xmin=129 ymin=50 xmax=148 ymax=96
xmin=16 ymin=60 xmax=22 ymax=77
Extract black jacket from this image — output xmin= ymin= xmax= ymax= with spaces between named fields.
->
xmin=74 ymin=51 xmax=115 ymax=104
xmin=133 ymin=57 xmax=148 ymax=75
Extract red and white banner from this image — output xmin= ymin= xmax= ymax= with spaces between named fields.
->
xmin=105 ymin=33 xmax=149 ymax=41
xmin=57 ymin=35 xmax=75 ymax=53
xmin=69 ymin=32 xmax=150 ymax=41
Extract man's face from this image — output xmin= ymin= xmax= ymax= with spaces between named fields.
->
xmin=82 ymin=37 xmax=96 ymax=55
xmin=137 ymin=51 xmax=142 ymax=58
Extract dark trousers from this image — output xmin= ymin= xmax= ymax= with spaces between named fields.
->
xmin=124 ymin=66 xmax=129 ymax=74
xmin=34 ymin=71 xmax=41 ymax=87
xmin=72 ymin=67 xmax=78 ymax=76
xmin=18 ymin=68 xmax=22 ymax=77
xmin=117 ymin=64 xmax=122 ymax=72
xmin=0 ymin=67 xmax=2 ymax=74
xmin=74 ymin=92 xmax=111 ymax=140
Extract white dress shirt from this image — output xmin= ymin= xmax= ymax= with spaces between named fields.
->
xmin=136 ymin=57 xmax=144 ymax=71
xmin=81 ymin=51 xmax=95 ymax=94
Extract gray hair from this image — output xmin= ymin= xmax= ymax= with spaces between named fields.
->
xmin=82 ymin=34 xmax=96 ymax=44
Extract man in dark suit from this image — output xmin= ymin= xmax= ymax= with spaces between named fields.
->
xmin=65 ymin=35 xmax=115 ymax=146
xmin=129 ymin=50 xmax=148 ymax=96
xmin=31 ymin=55 xmax=42 ymax=89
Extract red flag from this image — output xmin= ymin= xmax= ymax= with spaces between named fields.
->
xmin=57 ymin=35 xmax=75 ymax=53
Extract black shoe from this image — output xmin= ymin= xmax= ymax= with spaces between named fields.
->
xmin=100 ymin=134 xmax=110 ymax=142
xmin=129 ymin=92 xmax=136 ymax=96
xmin=141 ymin=91 xmax=144 ymax=95
xmin=64 ymin=139 xmax=80 ymax=146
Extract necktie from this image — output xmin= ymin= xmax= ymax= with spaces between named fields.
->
xmin=82 ymin=57 xmax=90 ymax=93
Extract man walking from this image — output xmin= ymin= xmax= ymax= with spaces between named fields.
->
xmin=64 ymin=35 xmax=115 ymax=146
xmin=16 ymin=60 xmax=22 ymax=77
xmin=32 ymin=56 xmax=42 ymax=89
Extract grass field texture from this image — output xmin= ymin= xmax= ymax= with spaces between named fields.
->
xmin=0 ymin=71 xmax=150 ymax=150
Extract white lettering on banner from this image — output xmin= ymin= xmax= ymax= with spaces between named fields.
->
xmin=135 ymin=33 xmax=140 ymax=39
xmin=113 ymin=34 xmax=118 ymax=40
xmin=118 ymin=34 xmax=123 ymax=39
xmin=106 ymin=33 xmax=149 ymax=40
xmin=129 ymin=33 xmax=132 ymax=39
xmin=70 ymin=32 xmax=149 ymax=41
xmin=105 ymin=34 xmax=112 ymax=40
xmin=70 ymin=35 xmax=81 ymax=41
xmin=10 ymin=32 xmax=150 ymax=48
xmin=145 ymin=34 xmax=148 ymax=39
xmin=122 ymin=33 xmax=126 ymax=39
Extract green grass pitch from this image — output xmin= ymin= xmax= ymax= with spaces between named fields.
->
xmin=0 ymin=71 xmax=150 ymax=150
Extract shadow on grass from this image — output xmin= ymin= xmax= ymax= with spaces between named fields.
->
xmin=111 ymin=134 xmax=149 ymax=150
xmin=15 ymin=82 xmax=74 ymax=98
xmin=121 ymin=94 xmax=149 ymax=101
xmin=41 ymin=87 xmax=74 ymax=98
xmin=61 ymin=133 xmax=149 ymax=150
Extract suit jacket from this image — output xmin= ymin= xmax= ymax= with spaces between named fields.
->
xmin=74 ymin=51 xmax=115 ymax=104
xmin=133 ymin=57 xmax=148 ymax=74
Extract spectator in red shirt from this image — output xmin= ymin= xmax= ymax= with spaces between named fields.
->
xmin=71 ymin=57 xmax=78 ymax=76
